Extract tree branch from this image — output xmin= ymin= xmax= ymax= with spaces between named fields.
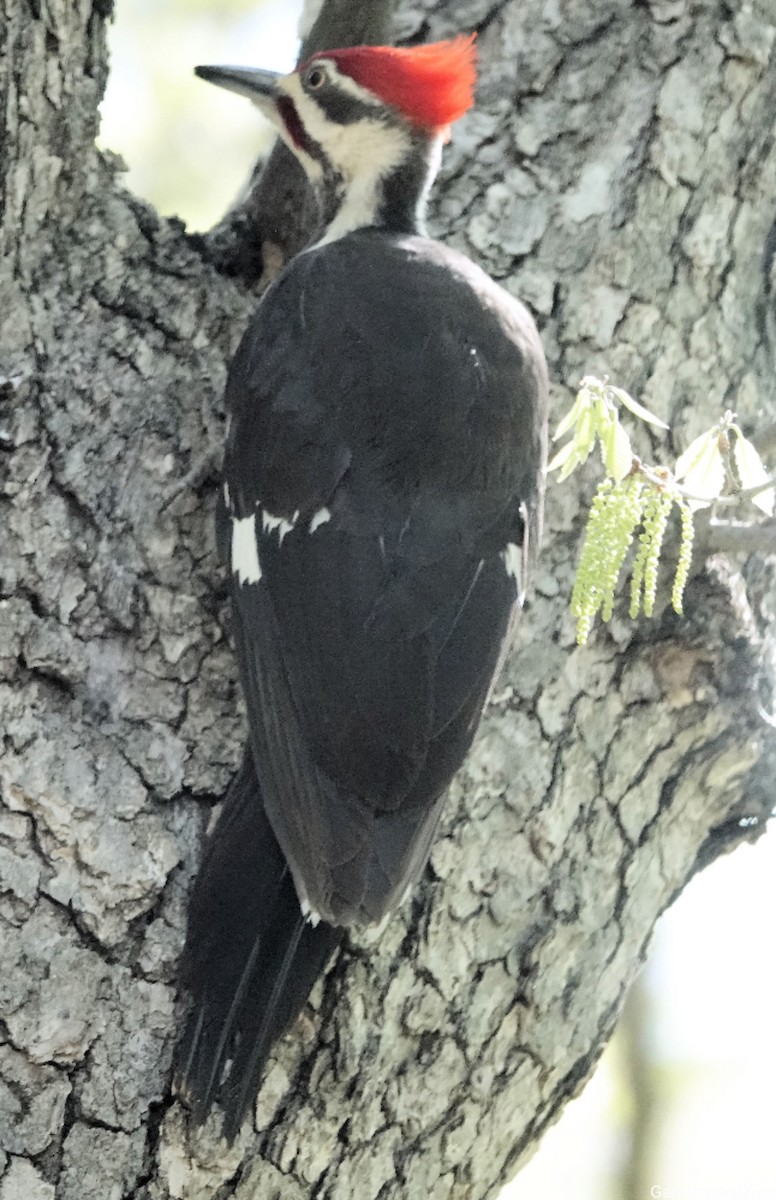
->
xmin=699 ymin=516 xmax=776 ymax=556
xmin=629 ymin=456 xmax=775 ymax=512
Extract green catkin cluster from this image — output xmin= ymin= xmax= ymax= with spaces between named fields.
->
xmin=629 ymin=487 xmax=673 ymax=619
xmin=672 ymin=501 xmax=694 ymax=615
xmin=571 ymin=475 xmax=645 ymax=643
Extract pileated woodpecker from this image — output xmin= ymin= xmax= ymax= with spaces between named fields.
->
xmin=178 ymin=35 xmax=548 ymax=1139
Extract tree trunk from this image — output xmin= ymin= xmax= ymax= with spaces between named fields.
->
xmin=1 ymin=0 xmax=774 ymax=1197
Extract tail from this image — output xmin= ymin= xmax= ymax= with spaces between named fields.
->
xmin=176 ymin=748 xmax=342 ymax=1142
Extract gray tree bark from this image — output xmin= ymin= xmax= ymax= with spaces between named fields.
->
xmin=1 ymin=0 xmax=774 ymax=1198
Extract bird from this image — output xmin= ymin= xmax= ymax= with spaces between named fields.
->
xmin=177 ymin=33 xmax=549 ymax=1141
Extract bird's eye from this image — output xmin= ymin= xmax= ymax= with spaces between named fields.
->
xmin=306 ymin=65 xmax=327 ymax=90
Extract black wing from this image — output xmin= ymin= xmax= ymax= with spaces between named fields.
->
xmin=223 ymin=230 xmax=547 ymax=927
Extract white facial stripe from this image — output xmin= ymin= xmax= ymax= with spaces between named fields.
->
xmin=313 ymin=114 xmax=411 ymax=245
xmin=279 ymin=70 xmax=439 ymax=244
xmin=273 ymin=74 xmax=324 ymax=179
xmin=416 ymin=135 xmax=443 ymax=225
xmin=319 ymin=60 xmax=383 ymax=108
xmin=314 ymin=177 xmax=383 ymax=244
xmin=283 ymin=71 xmax=409 ymax=177
xmin=294 ymin=146 xmax=324 ymax=180
xmin=232 ymin=515 xmax=261 ymax=585
xmin=315 ymin=111 xmax=407 ymax=178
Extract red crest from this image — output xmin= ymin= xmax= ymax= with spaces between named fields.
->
xmin=308 ymin=35 xmax=477 ymax=131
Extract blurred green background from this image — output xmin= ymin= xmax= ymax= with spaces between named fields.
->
xmin=99 ymin=6 xmax=776 ymax=1198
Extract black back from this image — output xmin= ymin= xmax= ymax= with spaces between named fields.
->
xmin=223 ymin=229 xmax=548 ymax=927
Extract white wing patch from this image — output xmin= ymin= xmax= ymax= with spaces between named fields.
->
xmin=309 ymin=506 xmax=332 ymax=534
xmin=262 ymin=508 xmax=298 ymax=544
xmin=300 ymin=897 xmax=322 ymax=928
xmin=501 ymin=542 xmax=525 ymax=604
xmin=232 ymin=514 xmax=262 ymax=585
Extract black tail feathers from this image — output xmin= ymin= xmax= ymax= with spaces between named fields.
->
xmin=176 ymin=748 xmax=342 ymax=1141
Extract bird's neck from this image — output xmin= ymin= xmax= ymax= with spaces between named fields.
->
xmin=314 ymin=133 xmax=443 ymax=247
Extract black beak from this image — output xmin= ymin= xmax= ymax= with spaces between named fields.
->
xmin=194 ymin=65 xmax=281 ymax=105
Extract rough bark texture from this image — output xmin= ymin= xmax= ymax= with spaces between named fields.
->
xmin=1 ymin=0 xmax=774 ymax=1198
